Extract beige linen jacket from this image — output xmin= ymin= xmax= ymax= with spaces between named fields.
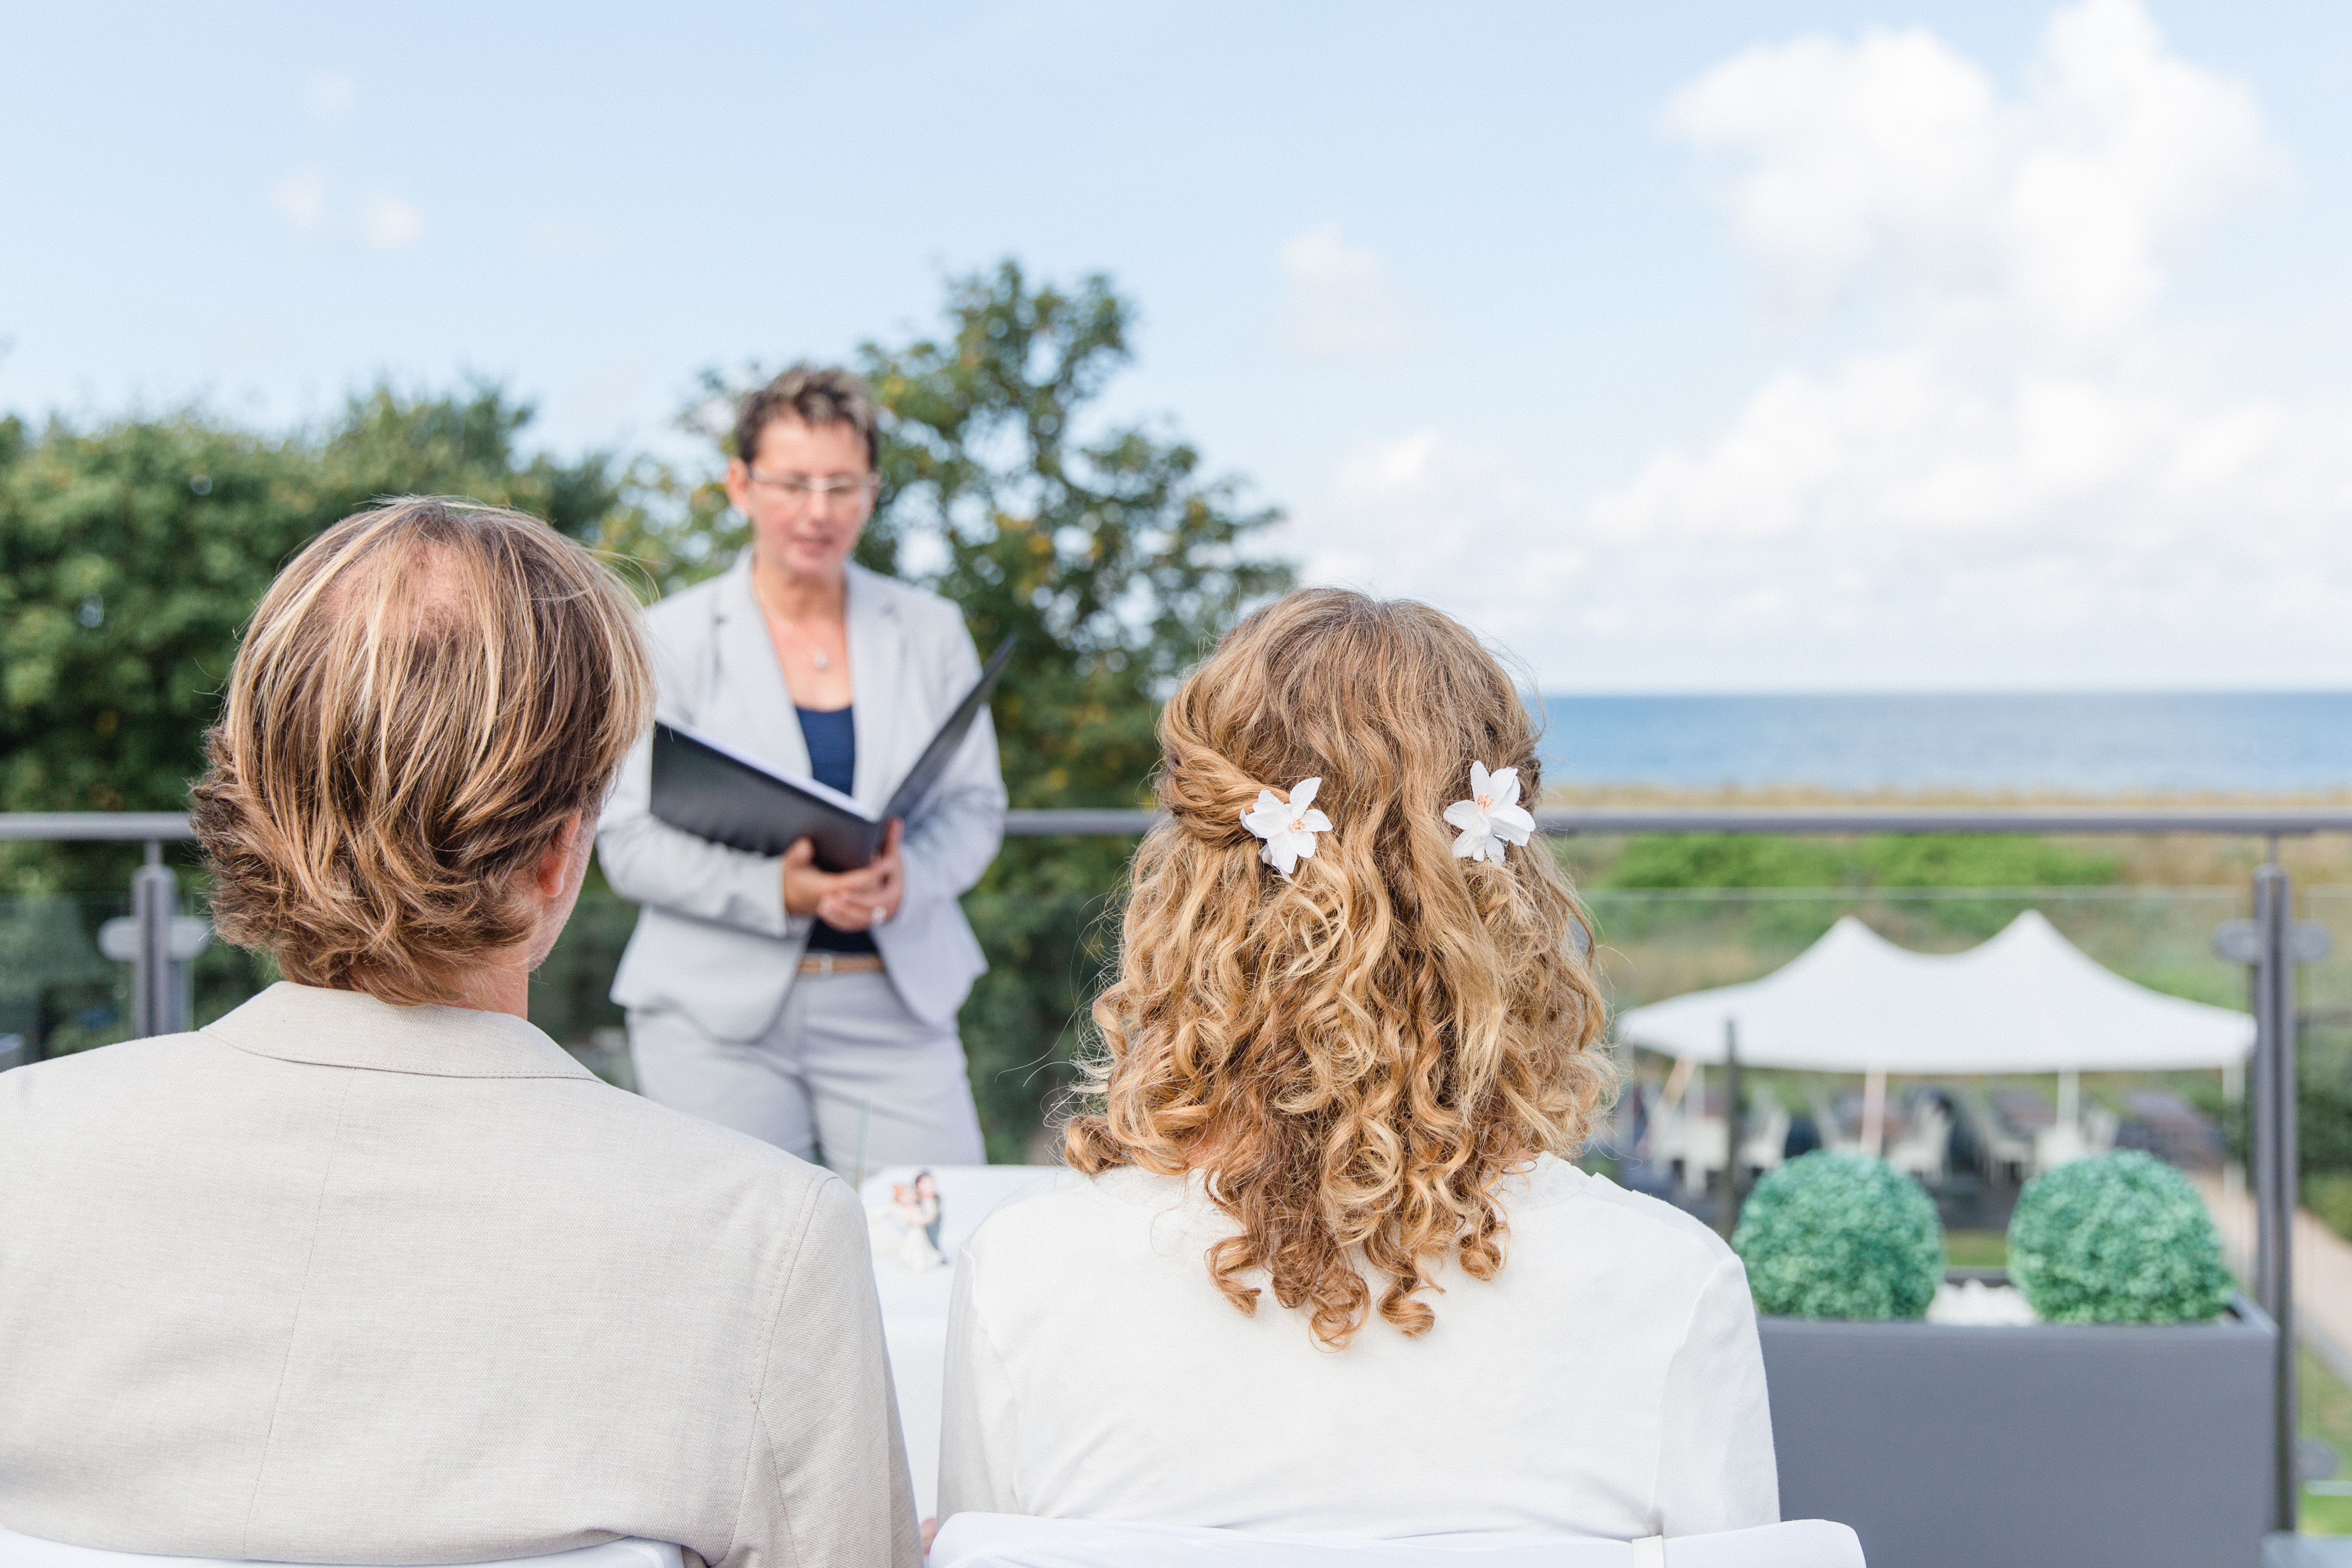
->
xmin=0 ymin=983 xmax=919 ymax=1568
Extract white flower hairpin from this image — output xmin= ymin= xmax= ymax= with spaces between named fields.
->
xmin=1241 ymin=777 xmax=1332 ymax=878
xmin=1445 ymin=762 xmax=1535 ymax=865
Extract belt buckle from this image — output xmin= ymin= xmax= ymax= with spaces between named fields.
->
xmin=809 ymin=952 xmax=835 ymax=977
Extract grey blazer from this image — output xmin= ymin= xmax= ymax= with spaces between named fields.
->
xmin=598 ymin=557 xmax=1008 ymax=1040
xmin=0 ymin=983 xmax=919 ymax=1568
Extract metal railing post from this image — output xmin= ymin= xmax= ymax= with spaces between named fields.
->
xmin=2251 ymin=860 xmax=2298 ymax=1533
xmin=129 ymin=841 xmax=181 ymax=1039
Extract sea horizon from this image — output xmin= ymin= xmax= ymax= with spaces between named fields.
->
xmin=1532 ymin=691 xmax=2352 ymax=797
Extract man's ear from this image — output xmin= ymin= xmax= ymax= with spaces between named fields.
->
xmin=534 ymin=812 xmax=585 ymax=898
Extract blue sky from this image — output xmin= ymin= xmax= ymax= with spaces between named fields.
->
xmin=7 ymin=1 xmax=2352 ymax=691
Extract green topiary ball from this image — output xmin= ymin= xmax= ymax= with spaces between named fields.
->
xmin=2006 ymin=1150 xmax=2235 ymax=1325
xmin=1732 ymin=1152 xmax=1943 ymax=1320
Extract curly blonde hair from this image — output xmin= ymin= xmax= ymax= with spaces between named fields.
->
xmin=1064 ymin=589 xmax=1614 ymax=1349
xmin=190 ymin=497 xmax=653 ymax=1007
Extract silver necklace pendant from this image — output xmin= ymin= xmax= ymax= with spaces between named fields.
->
xmin=750 ymin=575 xmax=836 ymax=673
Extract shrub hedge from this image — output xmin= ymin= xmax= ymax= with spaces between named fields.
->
xmin=1732 ymin=1151 xmax=1943 ymax=1320
xmin=2006 ymin=1150 xmax=2234 ymax=1325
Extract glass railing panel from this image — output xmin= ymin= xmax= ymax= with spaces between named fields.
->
xmin=0 ymin=894 xmax=127 ymax=1064
xmin=0 ymin=892 xmax=285 ymax=1063
xmin=535 ymin=887 xmax=1121 ymax=1161
xmin=7 ymin=871 xmax=2314 ymax=1185
xmin=1582 ymin=884 xmax=2250 ymax=1010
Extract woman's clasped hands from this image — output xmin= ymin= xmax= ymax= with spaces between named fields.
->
xmin=780 ymin=819 xmax=905 ymax=931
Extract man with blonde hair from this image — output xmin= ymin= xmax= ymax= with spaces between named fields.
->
xmin=0 ymin=499 xmax=919 ymax=1568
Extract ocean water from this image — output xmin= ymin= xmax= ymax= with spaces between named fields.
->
xmin=1534 ymin=693 xmax=2352 ymax=796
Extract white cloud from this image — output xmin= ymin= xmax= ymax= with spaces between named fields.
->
xmin=1660 ymin=0 xmax=2266 ymax=341
xmin=360 ymin=195 xmax=427 ymax=253
xmin=303 ymin=72 xmax=358 ymax=122
xmin=1564 ymin=0 xmax=2352 ymax=687
xmin=1294 ymin=431 xmax=1586 ymax=651
xmin=270 ymin=167 xmax=427 ymax=253
xmin=1273 ymin=221 xmax=1428 ymax=358
xmin=270 ymin=165 xmax=327 ymax=232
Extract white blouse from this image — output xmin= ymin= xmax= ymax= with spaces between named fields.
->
xmin=936 ymin=1156 xmax=1778 ymax=1541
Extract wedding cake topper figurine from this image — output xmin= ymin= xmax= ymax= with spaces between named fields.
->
xmin=872 ymin=1169 xmax=945 ymax=1273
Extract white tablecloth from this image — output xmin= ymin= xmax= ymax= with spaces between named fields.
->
xmin=861 ymin=1165 xmax=1071 ymax=1518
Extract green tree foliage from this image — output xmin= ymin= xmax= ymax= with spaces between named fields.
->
xmin=2307 ymin=1063 xmax=2352 ymax=1175
xmin=870 ymin=264 xmax=1289 ymax=1155
xmin=664 ymin=262 xmax=1292 ymax=1155
xmin=2196 ymin=1029 xmax=2352 ymax=1181
xmin=670 ymin=262 xmax=1290 ymax=810
xmin=0 ymin=382 xmax=630 ymax=894
xmin=884 ymin=266 xmax=1288 ymax=1152
xmin=861 ymin=263 xmax=1290 ymax=808
xmin=0 ymin=384 xmax=636 ymax=1057
xmin=326 ymin=384 xmax=633 ymax=538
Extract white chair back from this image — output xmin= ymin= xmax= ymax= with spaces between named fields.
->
xmin=1737 ymin=1094 xmax=1792 ymax=1177
xmin=0 ymin=1526 xmax=680 ymax=1568
xmin=928 ymin=1515 xmax=1864 ymax=1568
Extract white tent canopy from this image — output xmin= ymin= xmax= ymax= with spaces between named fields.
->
xmin=1614 ymin=911 xmax=2252 ymax=1074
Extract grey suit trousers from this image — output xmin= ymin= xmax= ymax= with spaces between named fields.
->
xmin=630 ymin=970 xmax=986 ymax=1174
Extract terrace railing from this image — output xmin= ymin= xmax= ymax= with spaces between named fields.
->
xmin=2 ymin=802 xmax=2342 ymax=1529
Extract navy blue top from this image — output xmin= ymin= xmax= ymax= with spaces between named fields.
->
xmin=797 ymin=705 xmax=879 ymax=955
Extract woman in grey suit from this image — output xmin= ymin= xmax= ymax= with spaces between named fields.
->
xmin=598 ymin=365 xmax=1007 ymax=1174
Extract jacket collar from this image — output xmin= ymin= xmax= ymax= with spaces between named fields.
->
xmin=842 ymin=563 xmax=908 ymax=810
xmin=708 ymin=555 xmax=806 ymax=776
xmin=715 ymin=550 xmax=900 ymax=618
xmin=202 ymin=982 xmax=601 ymax=1082
xmin=715 ymin=553 xmax=910 ymax=810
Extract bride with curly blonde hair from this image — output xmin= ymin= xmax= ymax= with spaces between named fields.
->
xmin=937 ymin=589 xmax=1777 ymax=1543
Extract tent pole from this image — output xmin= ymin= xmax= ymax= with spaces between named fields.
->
xmin=1686 ymin=1062 xmax=1705 ymax=1197
xmin=1861 ymin=1067 xmax=1886 ymax=1159
xmin=2223 ymin=1060 xmax=2244 ymax=1208
xmin=1660 ymin=1054 xmax=1694 ymax=1113
xmin=1721 ymin=1020 xmax=1744 ymax=1241
xmin=2057 ymin=1068 xmax=2080 ymax=1136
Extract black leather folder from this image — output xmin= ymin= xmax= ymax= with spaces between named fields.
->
xmin=650 ymin=636 xmax=1015 ymax=871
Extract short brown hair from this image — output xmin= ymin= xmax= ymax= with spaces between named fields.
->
xmin=732 ymin=363 xmax=880 ymax=471
xmin=191 ymin=497 xmax=654 ymax=1006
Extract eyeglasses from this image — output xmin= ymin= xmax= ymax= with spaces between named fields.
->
xmin=747 ymin=470 xmax=881 ymax=506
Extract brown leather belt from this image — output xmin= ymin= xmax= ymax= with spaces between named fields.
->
xmin=798 ymin=952 xmax=886 ymax=976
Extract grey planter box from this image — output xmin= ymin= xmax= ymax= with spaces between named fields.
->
xmin=1759 ymin=1276 xmax=2276 ymax=1568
